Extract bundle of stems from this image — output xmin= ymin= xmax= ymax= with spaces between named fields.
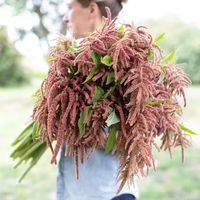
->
xmin=11 ymin=121 xmax=47 ymax=182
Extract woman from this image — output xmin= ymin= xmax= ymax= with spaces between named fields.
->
xmin=57 ymin=1 xmax=139 ymax=199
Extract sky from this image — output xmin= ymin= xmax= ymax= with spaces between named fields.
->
xmin=0 ymin=0 xmax=199 ymax=57
xmin=123 ymin=0 xmax=200 ymax=26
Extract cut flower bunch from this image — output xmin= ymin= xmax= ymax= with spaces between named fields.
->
xmin=11 ymin=8 xmax=194 ymax=193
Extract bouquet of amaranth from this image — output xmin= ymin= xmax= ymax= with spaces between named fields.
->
xmin=11 ymin=8 xmax=193 ymax=193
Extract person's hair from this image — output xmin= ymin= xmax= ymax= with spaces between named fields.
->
xmin=76 ymin=0 xmax=127 ymax=19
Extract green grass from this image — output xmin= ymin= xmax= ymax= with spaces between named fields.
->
xmin=0 ymin=82 xmax=200 ymax=200
xmin=0 ymin=80 xmax=56 ymax=200
xmin=138 ymin=146 xmax=200 ymax=200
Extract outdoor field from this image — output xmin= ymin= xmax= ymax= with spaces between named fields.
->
xmin=0 ymin=82 xmax=199 ymax=200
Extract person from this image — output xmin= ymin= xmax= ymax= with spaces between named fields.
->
xmin=56 ymin=1 xmax=139 ymax=199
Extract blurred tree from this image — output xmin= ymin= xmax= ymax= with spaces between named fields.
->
xmin=0 ymin=26 xmax=29 ymax=86
xmin=146 ymin=18 xmax=200 ymax=84
xmin=1 ymin=0 xmax=67 ymax=47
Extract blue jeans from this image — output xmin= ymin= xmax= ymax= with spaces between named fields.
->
xmin=111 ymin=193 xmax=136 ymax=200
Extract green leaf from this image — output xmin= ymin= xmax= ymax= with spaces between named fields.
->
xmin=146 ymin=49 xmax=154 ymax=61
xmin=106 ymin=109 xmax=120 ymax=127
xmin=106 ymin=71 xmax=114 ymax=85
xmin=146 ymin=99 xmax=166 ymax=106
xmin=82 ymin=52 xmax=101 ymax=84
xmin=104 ymin=79 xmax=120 ymax=98
xmin=179 ymin=124 xmax=198 ymax=135
xmin=118 ymin=25 xmax=125 ymax=33
xmin=32 ymin=121 xmax=39 ymax=140
xmin=32 ymin=89 xmax=41 ymax=97
xmin=11 ymin=121 xmax=34 ymax=146
xmin=67 ymin=47 xmax=73 ymax=53
xmin=11 ymin=138 xmax=35 ymax=159
xmin=176 ymin=105 xmax=183 ymax=114
xmin=146 ymin=49 xmax=151 ymax=56
xmin=14 ymin=141 xmax=44 ymax=168
xmin=104 ymin=126 xmax=117 ymax=154
xmin=72 ymin=40 xmax=77 ymax=49
xmin=56 ymin=104 xmax=61 ymax=114
xmin=145 ymin=100 xmax=154 ymax=106
xmin=92 ymin=86 xmax=105 ymax=102
xmin=69 ymin=67 xmax=78 ymax=77
xmin=154 ymin=33 xmax=165 ymax=44
xmin=78 ymin=110 xmax=86 ymax=138
xmin=67 ymin=40 xmax=77 ymax=53
xmin=108 ymin=106 xmax=114 ymax=114
xmin=162 ymin=50 xmax=176 ymax=64
xmin=83 ymin=106 xmax=93 ymax=124
xmin=85 ymin=32 xmax=91 ymax=37
xmin=47 ymin=56 xmax=54 ymax=61
xmin=101 ymin=55 xmax=113 ymax=67
xmin=91 ymin=52 xmax=101 ymax=66
xmin=82 ymin=65 xmax=99 ymax=84
xmin=157 ymin=74 xmax=165 ymax=84
xmin=11 ymin=134 xmax=33 ymax=156
xmin=18 ymin=142 xmax=47 ymax=182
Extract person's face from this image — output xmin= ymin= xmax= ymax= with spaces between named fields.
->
xmin=63 ymin=0 xmax=100 ymax=39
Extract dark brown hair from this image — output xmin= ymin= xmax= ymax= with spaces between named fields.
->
xmin=76 ymin=0 xmax=127 ymax=19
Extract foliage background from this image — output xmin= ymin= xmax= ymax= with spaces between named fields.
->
xmin=0 ymin=27 xmax=29 ymax=86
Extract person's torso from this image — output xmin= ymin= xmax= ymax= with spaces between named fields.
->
xmin=57 ymin=144 xmax=139 ymax=200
